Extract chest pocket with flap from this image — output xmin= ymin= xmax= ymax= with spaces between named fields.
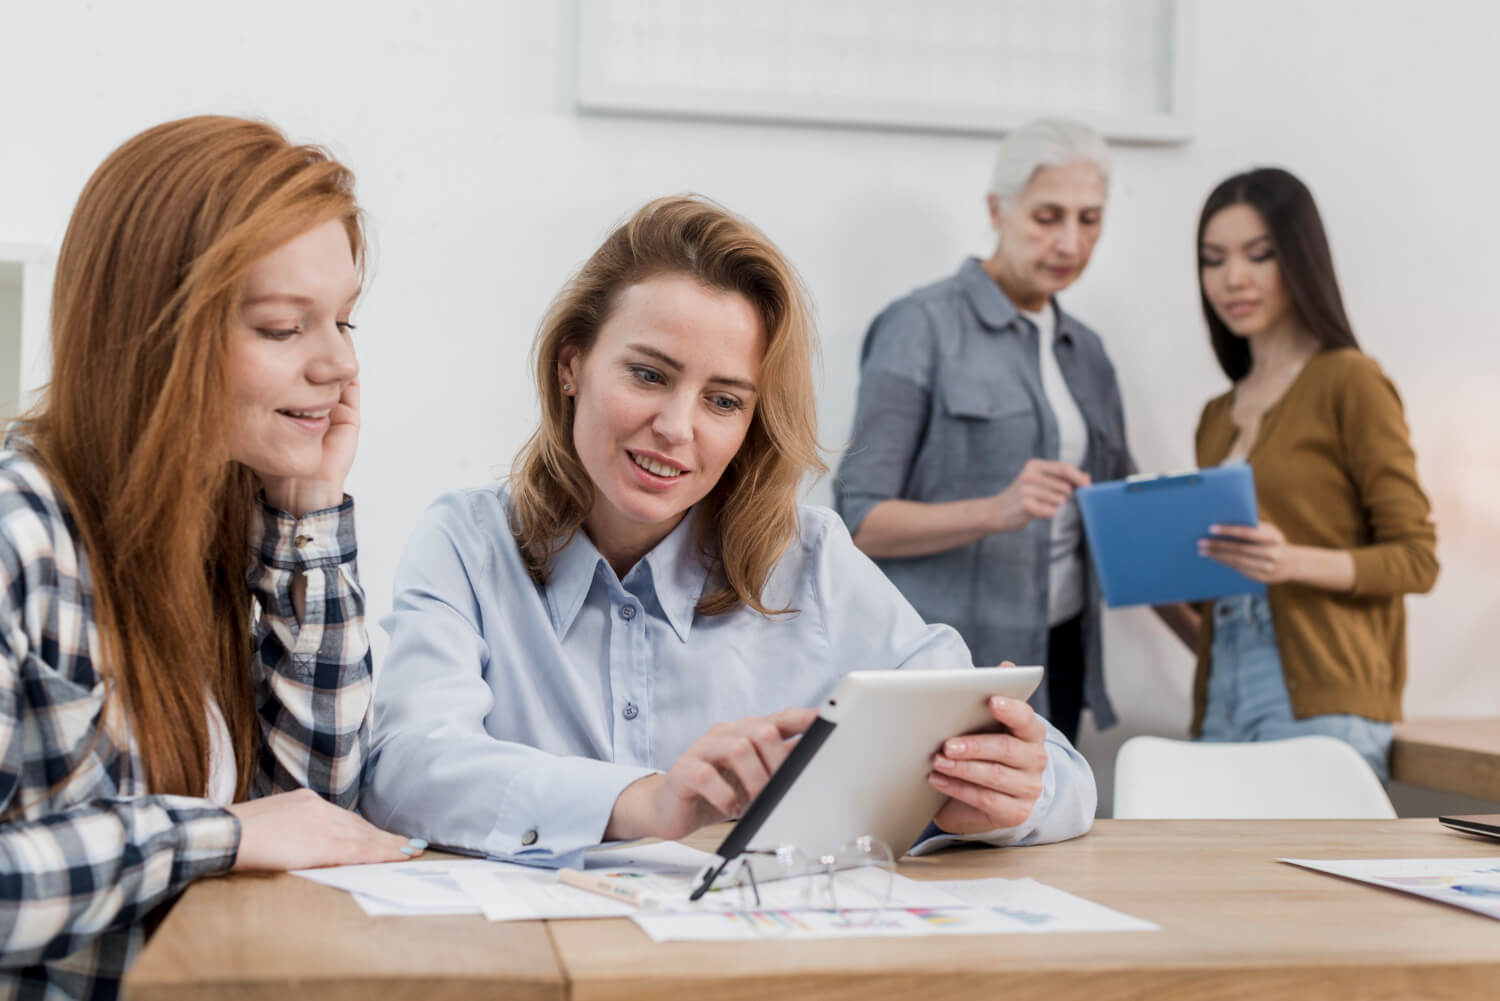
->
xmin=937 ymin=376 xmax=1039 ymax=485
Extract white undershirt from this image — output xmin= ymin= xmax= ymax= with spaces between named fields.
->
xmin=1020 ymin=304 xmax=1089 ymax=626
xmin=205 ymin=696 xmax=237 ymax=806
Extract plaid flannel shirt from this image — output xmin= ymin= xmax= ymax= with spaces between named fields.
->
xmin=0 ymin=442 xmax=373 ymax=1000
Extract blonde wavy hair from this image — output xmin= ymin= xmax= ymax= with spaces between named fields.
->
xmin=509 ymin=195 xmax=825 ymax=617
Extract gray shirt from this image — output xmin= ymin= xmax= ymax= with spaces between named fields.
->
xmin=834 ymin=258 xmax=1135 ymax=728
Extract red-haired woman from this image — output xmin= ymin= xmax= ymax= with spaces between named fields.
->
xmin=0 ymin=116 xmax=419 ymax=998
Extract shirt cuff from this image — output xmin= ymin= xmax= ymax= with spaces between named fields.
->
xmin=160 ymin=797 xmax=243 ymax=881
xmin=485 ymin=756 xmax=658 ymax=868
xmin=253 ymin=495 xmax=357 ymax=572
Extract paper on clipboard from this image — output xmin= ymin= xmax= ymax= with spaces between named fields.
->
xmin=1075 ymin=464 xmax=1266 ymax=607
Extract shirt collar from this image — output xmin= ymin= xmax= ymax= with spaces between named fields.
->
xmin=544 ymin=508 xmax=709 ymax=643
xmin=545 ymin=527 xmax=608 ymax=639
xmin=638 ymin=507 xmax=709 ymax=643
xmin=958 ymin=257 xmax=1075 ymax=345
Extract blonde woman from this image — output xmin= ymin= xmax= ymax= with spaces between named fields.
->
xmin=363 ymin=196 xmax=1095 ymax=865
xmin=0 ymin=117 xmax=419 ymax=998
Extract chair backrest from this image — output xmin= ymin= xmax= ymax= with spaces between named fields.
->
xmin=1112 ymin=735 xmax=1397 ymax=819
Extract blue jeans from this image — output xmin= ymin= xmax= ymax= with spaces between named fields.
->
xmin=1199 ymin=594 xmax=1393 ymax=782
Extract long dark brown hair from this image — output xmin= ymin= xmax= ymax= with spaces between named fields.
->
xmin=508 ymin=195 xmax=826 ymax=617
xmin=1197 ymin=167 xmax=1359 ymax=380
xmin=18 ymin=115 xmax=363 ymax=801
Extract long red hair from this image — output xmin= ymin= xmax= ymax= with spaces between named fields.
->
xmin=20 ymin=116 xmax=364 ymax=799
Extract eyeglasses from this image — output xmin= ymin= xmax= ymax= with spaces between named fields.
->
xmin=692 ymin=835 xmax=896 ymax=930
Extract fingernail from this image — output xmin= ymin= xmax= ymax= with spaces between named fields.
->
xmin=1209 ymin=525 xmax=1222 ymax=533
xmin=947 ymin=740 xmax=966 ymax=755
xmin=934 ymin=755 xmax=953 ymax=769
xmin=930 ymin=773 xmax=951 ymax=787
xmin=400 ymin=844 xmax=417 ymax=856
xmin=991 ymin=696 xmax=1008 ymax=710
xmin=401 ymin=837 xmax=427 ymax=856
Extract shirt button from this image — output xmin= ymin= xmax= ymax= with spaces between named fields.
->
xmin=521 ymin=829 xmax=538 ymax=846
xmin=622 ymin=702 xmax=639 ymax=721
xmin=619 ymin=604 xmax=637 ymax=620
xmin=293 ymin=534 xmax=313 ymax=549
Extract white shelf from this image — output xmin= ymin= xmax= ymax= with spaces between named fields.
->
xmin=0 ymin=243 xmax=52 ymax=415
xmin=575 ymin=0 xmax=1193 ymax=144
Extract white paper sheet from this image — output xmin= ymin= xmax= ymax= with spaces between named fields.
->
xmin=293 ymin=857 xmax=538 ymax=912
xmin=466 ymin=871 xmax=639 ymax=921
xmin=351 ymin=892 xmax=481 ymax=917
xmin=466 ymin=856 xmax=967 ymax=921
xmin=1281 ymin=856 xmax=1500 ymax=921
xmin=630 ymin=877 xmax=1157 ymax=941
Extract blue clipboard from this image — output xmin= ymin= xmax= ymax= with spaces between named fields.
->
xmin=1075 ymin=465 xmax=1266 ymax=608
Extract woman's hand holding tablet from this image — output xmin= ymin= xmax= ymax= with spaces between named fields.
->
xmin=929 ymin=686 xmax=1050 ymax=834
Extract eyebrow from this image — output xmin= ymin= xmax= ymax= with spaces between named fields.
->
xmin=1032 ymin=202 xmax=1103 ymax=213
xmin=1199 ymin=235 xmax=1273 ymax=252
xmin=627 ymin=343 xmax=758 ymax=393
xmin=242 ymin=289 xmax=362 ymax=309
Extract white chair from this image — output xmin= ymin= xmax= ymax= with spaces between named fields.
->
xmin=1112 ymin=735 xmax=1396 ymax=819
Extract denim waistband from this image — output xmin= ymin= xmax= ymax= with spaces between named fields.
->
xmin=1213 ymin=592 xmax=1272 ymax=629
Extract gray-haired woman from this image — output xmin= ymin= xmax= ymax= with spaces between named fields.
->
xmin=835 ymin=118 xmax=1196 ymax=743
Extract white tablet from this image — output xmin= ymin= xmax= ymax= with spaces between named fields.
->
xmin=691 ymin=666 xmax=1043 ymax=897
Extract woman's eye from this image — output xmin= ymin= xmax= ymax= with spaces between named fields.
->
xmin=630 ymin=365 xmax=665 ymax=385
xmin=1199 ymin=257 xmax=1224 ymax=269
xmin=337 ymin=321 xmax=358 ymax=335
xmin=1249 ymin=251 xmax=1275 ymax=263
xmin=256 ymin=327 xmax=299 ymax=341
xmin=710 ymin=395 xmax=744 ymax=413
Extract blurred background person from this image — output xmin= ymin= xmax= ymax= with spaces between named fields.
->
xmin=1192 ymin=167 xmax=1439 ymax=779
xmin=836 ymin=118 xmax=1197 ymax=744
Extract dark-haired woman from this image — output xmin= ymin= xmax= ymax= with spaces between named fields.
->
xmin=1190 ymin=167 xmax=1438 ymax=780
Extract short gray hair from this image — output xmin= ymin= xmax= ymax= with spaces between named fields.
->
xmin=988 ymin=117 xmax=1111 ymax=206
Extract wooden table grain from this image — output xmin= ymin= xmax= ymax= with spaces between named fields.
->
xmin=130 ymin=820 xmax=1500 ymax=1001
xmin=1391 ymin=718 xmax=1500 ymax=803
xmin=126 ymin=860 xmax=564 ymax=1001
xmin=554 ymin=819 xmax=1500 ymax=1001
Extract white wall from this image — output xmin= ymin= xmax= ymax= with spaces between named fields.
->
xmin=0 ymin=264 xmax=20 ymax=412
xmin=2 ymin=1 xmax=1496 ymax=812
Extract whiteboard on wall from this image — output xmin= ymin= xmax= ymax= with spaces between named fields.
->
xmin=575 ymin=0 xmax=1193 ymax=143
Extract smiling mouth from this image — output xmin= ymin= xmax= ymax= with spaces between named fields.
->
xmin=629 ymin=452 xmax=686 ymax=478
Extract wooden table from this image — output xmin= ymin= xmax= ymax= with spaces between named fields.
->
xmin=1391 ymin=718 xmax=1500 ymax=803
xmin=127 ymin=867 xmax=564 ymax=1001
xmin=129 ymin=819 xmax=1500 ymax=1001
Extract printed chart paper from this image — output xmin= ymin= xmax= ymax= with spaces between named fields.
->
xmin=1281 ymin=857 xmax=1500 ymax=921
xmin=632 ymin=877 xmax=1157 ymax=941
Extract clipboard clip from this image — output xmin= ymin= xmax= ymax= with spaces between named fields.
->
xmin=1125 ymin=469 xmax=1203 ymax=492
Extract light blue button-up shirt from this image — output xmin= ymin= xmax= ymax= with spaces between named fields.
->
xmin=362 ymin=484 xmax=1096 ymax=867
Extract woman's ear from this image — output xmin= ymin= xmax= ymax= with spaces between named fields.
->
xmin=986 ymin=192 xmax=1005 ymax=233
xmin=558 ymin=345 xmax=582 ymax=396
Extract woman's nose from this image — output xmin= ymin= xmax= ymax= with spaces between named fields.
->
xmin=309 ymin=321 xmax=359 ymax=384
xmin=651 ymin=392 xmax=694 ymax=444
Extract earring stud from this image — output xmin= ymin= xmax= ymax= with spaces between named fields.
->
xmin=562 ymin=383 xmax=573 ymax=393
